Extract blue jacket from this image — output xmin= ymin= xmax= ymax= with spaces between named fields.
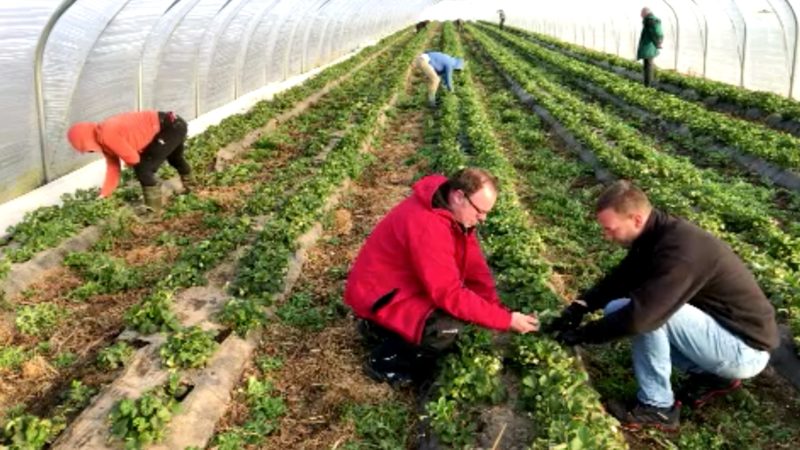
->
xmin=425 ymin=52 xmax=465 ymax=91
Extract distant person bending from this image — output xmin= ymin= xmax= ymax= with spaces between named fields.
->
xmin=414 ymin=51 xmax=465 ymax=108
xmin=67 ymin=110 xmax=193 ymax=211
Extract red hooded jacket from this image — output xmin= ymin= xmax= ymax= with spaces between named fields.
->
xmin=344 ymin=175 xmax=512 ymax=344
xmin=67 ymin=111 xmax=161 ymax=197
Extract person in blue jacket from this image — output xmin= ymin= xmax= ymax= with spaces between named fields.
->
xmin=414 ymin=51 xmax=465 ymax=107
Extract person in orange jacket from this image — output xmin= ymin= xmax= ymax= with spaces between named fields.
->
xmin=67 ymin=110 xmax=192 ymax=210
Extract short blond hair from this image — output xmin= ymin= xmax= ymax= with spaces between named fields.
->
xmin=595 ymin=180 xmax=651 ymax=214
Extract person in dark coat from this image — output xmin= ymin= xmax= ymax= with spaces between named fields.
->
xmin=547 ymin=180 xmax=779 ymax=431
xmin=498 ymin=9 xmax=506 ymax=30
xmin=637 ymin=7 xmax=664 ymax=87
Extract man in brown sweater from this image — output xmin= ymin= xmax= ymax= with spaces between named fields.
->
xmin=547 ymin=180 xmax=778 ymax=431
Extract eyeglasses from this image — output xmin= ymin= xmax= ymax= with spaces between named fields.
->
xmin=464 ymin=192 xmax=489 ymax=216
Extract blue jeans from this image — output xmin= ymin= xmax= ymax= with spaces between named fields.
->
xmin=604 ymin=298 xmax=770 ymax=408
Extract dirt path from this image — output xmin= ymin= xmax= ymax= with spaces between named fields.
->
xmin=212 ymin=75 xmax=431 ymax=449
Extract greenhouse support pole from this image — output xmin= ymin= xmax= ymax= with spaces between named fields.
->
xmin=662 ymin=0 xmax=680 ymax=70
xmin=34 ymin=0 xmax=80 ymax=184
xmin=689 ymin=0 xmax=709 ymax=77
xmin=783 ymin=0 xmax=800 ymax=98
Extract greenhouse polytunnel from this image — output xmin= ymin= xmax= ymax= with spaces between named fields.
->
xmin=1 ymin=1 xmax=800 ymax=449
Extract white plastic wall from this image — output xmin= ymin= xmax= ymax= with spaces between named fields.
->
xmin=503 ymin=0 xmax=800 ymax=99
xmin=0 ymin=0 xmax=430 ymax=204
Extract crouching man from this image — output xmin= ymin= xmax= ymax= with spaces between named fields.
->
xmin=345 ymin=168 xmax=539 ymax=387
xmin=548 ymin=180 xmax=778 ymax=431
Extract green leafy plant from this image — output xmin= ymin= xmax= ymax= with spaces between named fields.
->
xmin=0 ymin=346 xmax=29 ymax=371
xmin=217 ymin=298 xmax=266 ymax=337
xmin=109 ymin=388 xmax=179 ymax=450
xmin=96 ymin=342 xmax=135 ymax=370
xmin=159 ymin=326 xmax=218 ymax=369
xmin=64 ymin=251 xmax=142 ymax=300
xmin=0 ymin=411 xmax=56 ymax=450
xmin=345 ymin=402 xmax=409 ymax=450
xmin=124 ymin=290 xmax=180 ymax=335
xmin=275 ymin=291 xmax=337 ymax=331
xmin=15 ymin=303 xmax=64 ymax=338
xmin=53 ymin=352 xmax=77 ymax=369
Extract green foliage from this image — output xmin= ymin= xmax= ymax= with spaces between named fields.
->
xmin=109 ymin=387 xmax=179 ymax=450
xmin=0 ymin=346 xmax=29 ymax=371
xmin=15 ymin=303 xmax=64 ymax=338
xmin=209 ymin=162 xmax=263 ymax=187
xmin=255 ymin=355 xmax=283 ymax=373
xmin=64 ymin=251 xmax=142 ymax=300
xmin=275 ymin=291 xmax=337 ymax=331
xmin=345 ymin=402 xmax=409 ymax=450
xmin=52 ymin=352 xmax=77 ymax=369
xmin=0 ymin=411 xmax=56 ymax=450
xmin=159 ymin=326 xmax=218 ymax=369
xmin=5 ymin=190 xmax=117 ymax=263
xmin=211 ymin=376 xmax=286 ymax=448
xmin=124 ymin=290 xmax=180 ymax=335
xmin=217 ymin=298 xmax=266 ymax=337
xmin=163 ymin=193 xmax=221 ymax=218
xmin=96 ymin=342 xmax=135 ymax=370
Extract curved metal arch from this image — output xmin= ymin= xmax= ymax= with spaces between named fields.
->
xmin=767 ymin=0 xmax=799 ymax=97
xmin=310 ymin=0 xmax=359 ymax=69
xmin=39 ymin=0 xmax=138 ymax=182
xmin=232 ymin=0 xmax=283 ymax=98
xmin=661 ymin=0 xmax=680 ymax=70
xmin=283 ymin=0 xmax=329 ymax=78
xmin=688 ymin=0 xmax=709 ymax=77
xmin=34 ymin=0 xmax=80 ymax=183
xmin=732 ymin=0 xmax=749 ymax=87
xmin=787 ymin=0 xmax=800 ymax=98
xmin=193 ymin=0 xmax=251 ymax=115
xmin=139 ymin=0 xmax=204 ymax=110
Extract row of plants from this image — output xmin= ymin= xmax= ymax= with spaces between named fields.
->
xmin=469 ymin=26 xmax=800 ymax=349
xmin=480 ymin=25 xmax=800 ymax=261
xmin=489 ymin=25 xmax=800 ymax=210
xmin=106 ymin=29 xmax=430 ymax=449
xmin=419 ymin=23 xmax=627 ymax=449
xmin=502 ymin=24 xmax=800 ymax=123
xmin=475 ymin=24 xmax=800 ymax=174
xmin=98 ymin=25 xmax=433 ymax=450
xmin=0 ymin=28 xmax=424 ymax=450
xmin=467 ymin=29 xmax=800 ymax=449
xmin=0 ymin=28 xmax=411 ymax=280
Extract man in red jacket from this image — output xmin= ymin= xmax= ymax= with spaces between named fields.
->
xmin=345 ymin=168 xmax=539 ymax=387
xmin=67 ymin=110 xmax=192 ymax=211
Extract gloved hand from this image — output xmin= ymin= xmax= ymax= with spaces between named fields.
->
xmin=555 ymin=328 xmax=586 ymax=346
xmin=542 ymin=302 xmax=588 ymax=335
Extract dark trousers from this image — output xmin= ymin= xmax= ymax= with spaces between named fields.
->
xmin=359 ymin=310 xmax=466 ymax=382
xmin=134 ymin=111 xmax=190 ymax=187
xmin=500 ymin=19 xmax=505 ymax=30
xmin=643 ymin=58 xmax=656 ymax=87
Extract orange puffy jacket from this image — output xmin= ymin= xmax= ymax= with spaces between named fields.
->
xmin=67 ymin=110 xmax=160 ymax=197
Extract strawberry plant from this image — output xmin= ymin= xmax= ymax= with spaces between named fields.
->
xmin=124 ymin=290 xmax=180 ymax=335
xmin=15 ymin=303 xmax=64 ymax=338
xmin=109 ymin=387 xmax=179 ymax=450
xmin=0 ymin=410 xmax=56 ymax=450
xmin=96 ymin=341 xmax=135 ymax=370
xmin=158 ymin=326 xmax=218 ymax=369
xmin=217 ymin=297 xmax=266 ymax=337
xmin=64 ymin=251 xmax=142 ymax=300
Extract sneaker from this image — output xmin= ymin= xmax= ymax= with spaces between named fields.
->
xmin=676 ymin=372 xmax=742 ymax=409
xmin=606 ymin=399 xmax=680 ymax=432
